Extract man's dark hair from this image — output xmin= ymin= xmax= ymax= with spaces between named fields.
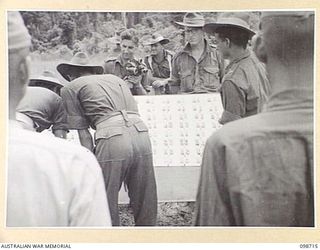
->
xmin=215 ymin=27 xmax=251 ymax=49
xmin=120 ymin=29 xmax=139 ymax=46
xmin=67 ymin=66 xmax=99 ymax=81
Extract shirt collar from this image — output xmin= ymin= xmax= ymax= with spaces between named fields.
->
xmin=183 ymin=39 xmax=211 ymax=55
xmin=151 ymin=49 xmax=168 ymax=62
xmin=226 ymin=50 xmax=251 ymax=70
xmin=115 ymin=55 xmax=125 ymax=66
xmin=265 ymin=86 xmax=313 ymax=112
xmin=116 ymin=55 xmax=139 ymax=67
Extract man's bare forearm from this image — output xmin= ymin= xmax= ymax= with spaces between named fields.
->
xmin=78 ymin=129 xmax=94 ymax=152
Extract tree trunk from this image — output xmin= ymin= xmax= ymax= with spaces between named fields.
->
xmin=121 ymin=12 xmax=127 ymax=28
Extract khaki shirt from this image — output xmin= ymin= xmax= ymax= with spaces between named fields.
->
xmin=170 ymin=39 xmax=223 ymax=94
xmin=194 ymin=87 xmax=314 ymax=226
xmin=219 ymin=50 xmax=270 ymax=124
xmin=104 ymin=55 xmax=131 ymax=79
xmin=61 ymin=74 xmax=138 ymax=130
xmin=104 ymin=55 xmax=149 ymax=95
xmin=144 ymin=50 xmax=174 ymax=95
xmin=16 ymin=87 xmax=68 ymax=132
xmin=144 ymin=50 xmax=173 ymax=79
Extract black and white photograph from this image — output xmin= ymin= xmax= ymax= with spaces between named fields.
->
xmin=7 ymin=9 xmax=314 ymax=229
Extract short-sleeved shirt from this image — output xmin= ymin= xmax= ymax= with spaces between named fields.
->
xmin=8 ymin=121 xmax=111 ymax=227
xmin=104 ymin=55 xmax=149 ymax=95
xmin=104 ymin=55 xmax=132 ymax=79
xmin=16 ymin=87 xmax=68 ymax=132
xmin=60 ymin=74 xmax=138 ymax=130
xmin=219 ymin=50 xmax=270 ymax=124
xmin=194 ymin=87 xmax=314 ymax=226
xmin=144 ymin=50 xmax=173 ymax=79
xmin=170 ymin=39 xmax=223 ymax=94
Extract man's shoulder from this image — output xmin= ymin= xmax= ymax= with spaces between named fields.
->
xmin=173 ymin=49 xmax=188 ymax=60
xmin=165 ymin=50 xmax=175 ymax=57
xmin=172 ymin=51 xmax=187 ymax=68
xmin=206 ymin=110 xmax=313 ymax=165
xmin=224 ymin=60 xmax=254 ymax=87
xmin=206 ymin=115 xmax=266 ymax=148
xmin=104 ymin=56 xmax=119 ymax=66
xmin=104 ymin=57 xmax=122 ymax=74
xmin=104 ymin=57 xmax=118 ymax=64
xmin=229 ymin=52 xmax=258 ymax=73
xmin=87 ymin=73 xmax=124 ymax=85
xmin=9 ymin=126 xmax=101 ymax=185
xmin=60 ymin=80 xmax=79 ymax=94
xmin=19 ymin=87 xmax=61 ymax=111
xmin=65 ymin=75 xmax=96 ymax=89
xmin=10 ymin=127 xmax=91 ymax=158
xmin=228 ymin=55 xmax=267 ymax=86
xmin=26 ymin=86 xmax=59 ymax=98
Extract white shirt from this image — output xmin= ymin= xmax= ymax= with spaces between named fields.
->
xmin=7 ymin=121 xmax=112 ymax=227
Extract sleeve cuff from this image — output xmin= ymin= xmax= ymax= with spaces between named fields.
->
xmin=67 ymin=115 xmax=89 ymax=130
xmin=219 ymin=110 xmax=242 ymax=125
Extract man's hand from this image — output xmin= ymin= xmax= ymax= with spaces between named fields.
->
xmin=152 ymin=79 xmax=168 ymax=89
xmin=124 ymin=75 xmax=147 ymax=95
xmin=124 ymin=75 xmax=143 ymax=86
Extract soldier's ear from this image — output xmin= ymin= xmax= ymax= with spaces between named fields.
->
xmin=225 ymin=38 xmax=231 ymax=48
xmin=253 ymin=34 xmax=267 ymax=63
xmin=18 ymin=55 xmax=30 ymax=90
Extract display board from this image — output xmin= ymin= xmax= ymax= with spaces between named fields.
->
xmin=64 ymin=93 xmax=223 ymax=201
xmin=135 ymin=93 xmax=223 ymax=167
xmin=67 ymin=93 xmax=223 ymax=167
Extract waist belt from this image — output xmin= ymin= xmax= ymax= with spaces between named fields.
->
xmin=95 ymin=110 xmax=140 ymax=129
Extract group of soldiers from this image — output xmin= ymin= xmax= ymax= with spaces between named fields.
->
xmin=107 ymin=12 xmax=270 ymax=125
xmin=7 ymin=10 xmax=314 ymax=227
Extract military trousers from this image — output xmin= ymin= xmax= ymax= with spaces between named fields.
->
xmin=94 ymin=116 xmax=158 ymax=226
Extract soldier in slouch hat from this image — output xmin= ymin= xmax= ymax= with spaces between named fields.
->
xmin=58 ymin=51 xmax=158 ymax=226
xmin=204 ymin=12 xmax=270 ymax=124
xmin=195 ymin=11 xmax=314 ymax=226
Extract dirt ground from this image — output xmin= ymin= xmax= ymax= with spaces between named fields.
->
xmin=119 ymin=202 xmax=195 ymax=226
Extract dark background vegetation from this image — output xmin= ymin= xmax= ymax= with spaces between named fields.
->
xmin=21 ymin=11 xmax=260 ymax=60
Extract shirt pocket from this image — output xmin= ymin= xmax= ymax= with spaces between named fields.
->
xmin=202 ymin=66 xmax=220 ymax=89
xmin=94 ymin=127 xmax=123 ymax=141
xmin=158 ymin=63 xmax=170 ymax=78
xmin=179 ymin=70 xmax=194 ymax=92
